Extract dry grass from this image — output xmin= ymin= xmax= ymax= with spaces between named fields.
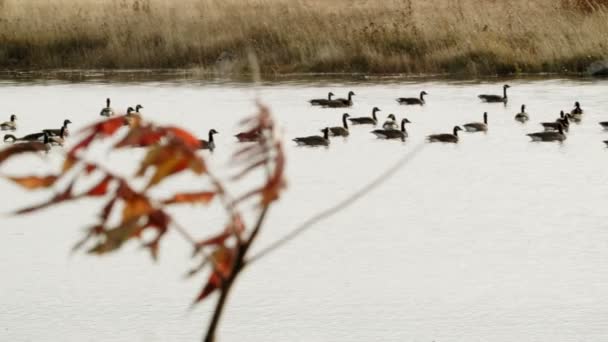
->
xmin=0 ymin=0 xmax=607 ymax=75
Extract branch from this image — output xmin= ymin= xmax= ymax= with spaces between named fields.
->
xmin=247 ymin=142 xmax=427 ymax=265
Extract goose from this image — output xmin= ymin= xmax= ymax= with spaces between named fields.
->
xmin=382 ymin=114 xmax=398 ymax=130
xmin=48 ymin=126 xmax=67 ymax=146
xmin=326 ymin=91 xmax=355 ymax=108
xmin=327 ymin=113 xmax=350 ymax=137
xmin=100 ymin=98 xmax=115 ymax=117
xmin=309 ymin=92 xmax=334 ymax=106
xmin=135 ymin=104 xmax=144 ymax=114
xmin=599 ymin=121 xmax=608 ymax=130
xmin=397 ymin=91 xmax=427 ymax=105
xmin=123 ymin=107 xmax=139 ymax=126
xmin=371 ymin=118 xmax=410 ymax=141
xmin=527 ymin=124 xmax=566 ymax=142
xmin=4 ymin=132 xmax=45 ymax=143
xmin=463 ymin=112 xmax=488 ymax=132
xmin=199 ymin=129 xmax=219 ymax=151
xmin=0 ymin=114 xmax=17 ymax=131
xmin=478 ymin=84 xmax=510 ymax=103
xmin=515 ymin=104 xmax=529 ymax=123
xmin=541 ymin=111 xmax=570 ymax=131
xmin=293 ymin=128 xmax=330 ymax=147
xmin=235 ymin=129 xmax=261 ymax=142
xmin=427 ymin=126 xmax=463 ymax=143
xmin=571 ymin=101 xmax=583 ymax=115
xmin=43 ymin=119 xmax=72 ymax=137
xmin=349 ymin=107 xmax=380 ymax=125
xmin=5 ymin=132 xmax=52 ymax=152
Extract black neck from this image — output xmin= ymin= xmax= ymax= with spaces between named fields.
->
xmin=401 ymin=120 xmax=406 ymax=132
xmin=328 ymin=93 xmax=333 ymax=100
xmin=420 ymin=92 xmax=425 ymax=100
xmin=521 ymin=105 xmax=525 ymax=112
xmin=348 ymin=93 xmax=353 ymax=101
xmin=323 ymin=129 xmax=329 ymax=140
xmin=342 ymin=115 xmax=348 ymax=129
xmin=503 ymin=86 xmax=508 ymax=98
xmin=60 ymin=126 xmax=66 ymax=138
xmin=208 ymin=131 xmax=214 ymax=143
xmin=484 ymin=114 xmax=488 ymax=124
xmin=372 ymin=110 xmax=377 ymax=120
xmin=453 ymin=127 xmax=459 ymax=136
xmin=43 ymin=134 xmax=49 ymax=144
xmin=106 ymin=99 xmax=110 ymax=107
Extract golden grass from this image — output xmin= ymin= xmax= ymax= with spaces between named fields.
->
xmin=0 ymin=0 xmax=607 ymax=75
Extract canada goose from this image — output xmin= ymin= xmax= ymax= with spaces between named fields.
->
xmin=135 ymin=104 xmax=144 ymax=114
xmin=100 ymin=98 xmax=114 ymax=117
xmin=397 ymin=91 xmax=427 ymax=105
xmin=5 ymin=132 xmax=51 ymax=152
xmin=349 ymin=107 xmax=380 ymax=125
xmin=382 ymin=114 xmax=398 ymax=130
xmin=123 ymin=107 xmax=140 ymax=126
xmin=293 ymin=128 xmax=330 ymax=147
xmin=326 ymin=91 xmax=355 ymax=108
xmin=571 ymin=101 xmax=583 ymax=115
xmin=327 ymin=113 xmax=350 ymax=137
xmin=541 ymin=111 xmax=569 ymax=131
xmin=599 ymin=121 xmax=608 ymax=130
xmin=371 ymin=118 xmax=410 ymax=141
xmin=479 ymin=84 xmax=510 ymax=103
xmin=43 ymin=119 xmax=72 ymax=137
xmin=463 ymin=112 xmax=488 ymax=132
xmin=309 ymin=92 xmax=334 ymax=106
xmin=235 ymin=130 xmax=261 ymax=142
xmin=527 ymin=124 xmax=566 ymax=142
xmin=4 ymin=132 xmax=45 ymax=143
xmin=199 ymin=129 xmax=219 ymax=151
xmin=427 ymin=126 xmax=463 ymax=143
xmin=0 ymin=114 xmax=17 ymax=131
xmin=515 ymin=104 xmax=529 ymax=123
xmin=48 ymin=126 xmax=67 ymax=146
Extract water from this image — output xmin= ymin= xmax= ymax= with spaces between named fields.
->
xmin=1 ymin=77 xmax=608 ymax=341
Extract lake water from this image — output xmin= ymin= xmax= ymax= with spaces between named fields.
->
xmin=1 ymin=76 xmax=608 ymax=341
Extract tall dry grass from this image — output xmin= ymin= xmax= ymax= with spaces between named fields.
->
xmin=0 ymin=0 xmax=607 ymax=75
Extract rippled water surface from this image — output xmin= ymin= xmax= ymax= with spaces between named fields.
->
xmin=1 ymin=77 xmax=608 ymax=341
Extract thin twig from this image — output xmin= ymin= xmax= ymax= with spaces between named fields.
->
xmin=247 ymin=142 xmax=427 ymax=265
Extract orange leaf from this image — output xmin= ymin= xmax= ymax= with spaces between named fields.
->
xmin=8 ymin=175 xmax=58 ymax=189
xmin=162 ymin=191 xmax=215 ymax=205
xmin=164 ymin=127 xmax=200 ymax=148
xmin=0 ymin=143 xmax=47 ymax=164
xmin=122 ymin=195 xmax=154 ymax=223
xmin=194 ymin=272 xmax=222 ymax=303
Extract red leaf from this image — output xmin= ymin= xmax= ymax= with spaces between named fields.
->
xmin=195 ymin=232 xmax=231 ymax=248
xmin=86 ymin=176 xmax=113 ymax=196
xmin=194 ymin=272 xmax=221 ymax=303
xmin=15 ymin=181 xmax=75 ymax=214
xmin=162 ymin=191 xmax=215 ymax=205
xmin=8 ymin=175 xmax=58 ymax=189
xmin=163 ymin=127 xmax=200 ymax=148
xmin=114 ymin=126 xmax=163 ymax=148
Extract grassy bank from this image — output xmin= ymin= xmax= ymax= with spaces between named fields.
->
xmin=1 ymin=0 xmax=608 ymax=75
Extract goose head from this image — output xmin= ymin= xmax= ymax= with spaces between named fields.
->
xmin=421 ymin=91 xmax=428 ymax=96
xmin=387 ymin=114 xmax=396 ymax=121
xmin=453 ymin=126 xmax=463 ymax=135
xmin=127 ymin=107 xmax=135 ymax=114
xmin=403 ymin=118 xmax=412 ymax=124
xmin=328 ymin=92 xmax=335 ymax=98
xmin=342 ymin=113 xmax=350 ymax=120
xmin=503 ymin=84 xmax=511 ymax=89
xmin=209 ymin=129 xmax=219 ymax=136
xmin=135 ymin=104 xmax=144 ymax=112
xmin=574 ymin=101 xmax=581 ymax=109
xmin=348 ymin=91 xmax=355 ymax=97
xmin=63 ymin=119 xmax=72 ymax=126
xmin=10 ymin=114 xmax=16 ymax=122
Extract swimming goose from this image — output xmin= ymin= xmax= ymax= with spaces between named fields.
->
xmin=463 ymin=112 xmax=488 ymax=132
xmin=293 ymin=127 xmax=330 ymax=147
xmin=348 ymin=107 xmax=380 ymax=125
xmin=327 ymin=113 xmax=350 ymax=137
xmin=371 ymin=118 xmax=410 ymax=141
xmin=527 ymin=124 xmax=566 ymax=142
xmin=100 ymin=98 xmax=115 ymax=117
xmin=541 ymin=111 xmax=569 ymax=131
xmin=43 ymin=119 xmax=72 ymax=137
xmin=0 ymin=114 xmax=17 ymax=131
xmin=326 ymin=91 xmax=355 ymax=108
xmin=427 ymin=126 xmax=463 ymax=143
xmin=4 ymin=132 xmax=45 ymax=143
xmin=397 ymin=91 xmax=427 ymax=105
xmin=478 ymin=84 xmax=510 ymax=103
xmin=515 ymin=104 xmax=529 ymax=123
xmin=5 ymin=132 xmax=52 ymax=152
xmin=123 ymin=107 xmax=139 ymax=126
xmin=571 ymin=101 xmax=583 ymax=115
xmin=199 ymin=129 xmax=219 ymax=151
xmin=309 ymin=92 xmax=334 ymax=106
xmin=382 ymin=114 xmax=398 ymax=130
xmin=235 ymin=129 xmax=261 ymax=142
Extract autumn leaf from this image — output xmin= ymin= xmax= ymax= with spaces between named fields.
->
xmin=114 ymin=126 xmax=163 ymax=148
xmin=86 ymin=176 xmax=113 ymax=197
xmin=163 ymin=126 xmax=201 ymax=149
xmin=0 ymin=143 xmax=47 ymax=165
xmin=15 ymin=181 xmax=76 ymax=215
xmin=122 ymin=194 xmax=154 ymax=223
xmin=162 ymin=191 xmax=216 ymax=205
xmin=193 ymin=246 xmax=234 ymax=304
xmin=8 ymin=175 xmax=58 ymax=189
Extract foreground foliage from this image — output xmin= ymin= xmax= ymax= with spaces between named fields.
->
xmin=0 ymin=104 xmax=285 ymax=341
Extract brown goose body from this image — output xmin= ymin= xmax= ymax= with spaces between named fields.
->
xmin=310 ymin=92 xmax=334 ymax=106
xmin=43 ymin=119 xmax=72 ymax=137
xmin=0 ymin=115 xmax=17 ymax=131
xmin=515 ymin=104 xmax=529 ymax=123
xmin=294 ymin=128 xmax=330 ymax=147
xmin=527 ymin=125 xmax=566 ymax=142
xmin=463 ymin=112 xmax=488 ymax=132
xmin=397 ymin=91 xmax=427 ymax=105
xmin=479 ymin=84 xmax=510 ymax=103
xmin=371 ymin=118 xmax=410 ymax=141
xmin=541 ymin=112 xmax=570 ymax=132
xmin=428 ymin=126 xmax=463 ymax=143
xmin=326 ymin=113 xmax=350 ymax=137
xmin=349 ymin=107 xmax=380 ymax=125
xmin=325 ymin=91 xmax=355 ymax=108
xmin=100 ymin=98 xmax=115 ymax=117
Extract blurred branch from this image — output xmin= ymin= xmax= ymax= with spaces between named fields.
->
xmin=247 ymin=142 xmax=427 ymax=265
